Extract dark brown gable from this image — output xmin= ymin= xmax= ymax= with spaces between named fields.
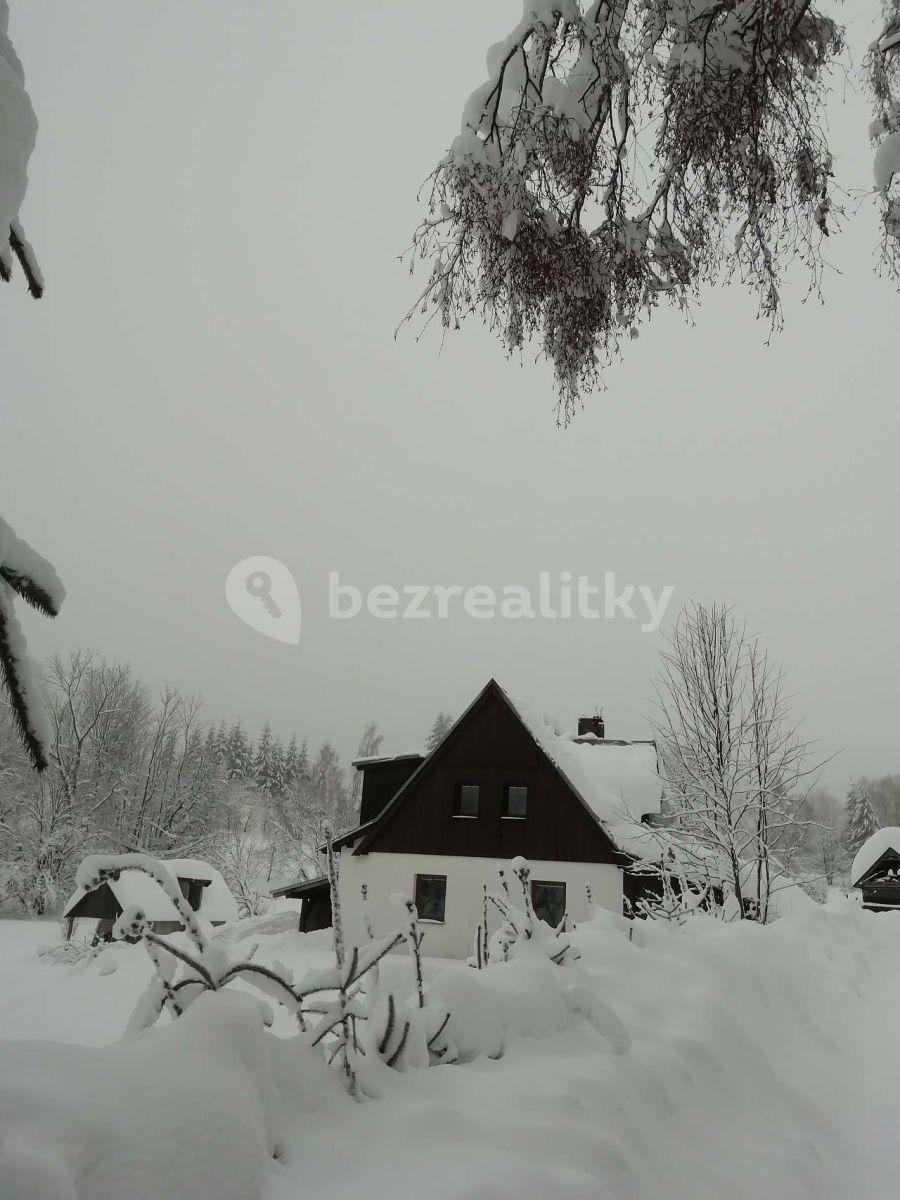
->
xmin=357 ymin=680 xmax=626 ymax=865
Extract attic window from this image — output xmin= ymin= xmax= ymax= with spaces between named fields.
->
xmin=414 ymin=874 xmax=447 ymax=923
xmin=531 ymin=880 xmax=566 ymax=928
xmin=455 ymin=783 xmax=480 ymax=817
xmin=504 ymin=784 xmax=528 ymax=818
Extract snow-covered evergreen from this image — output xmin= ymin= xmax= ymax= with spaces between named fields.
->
xmin=0 ymin=1 xmax=41 ymax=295
xmin=845 ymin=778 xmax=881 ymax=857
xmin=425 ymin=710 xmax=454 ymax=754
xmin=0 ymin=518 xmax=65 ymax=771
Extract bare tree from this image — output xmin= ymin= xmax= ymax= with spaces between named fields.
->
xmin=351 ymin=720 xmax=383 ymax=812
xmin=0 ymin=651 xmax=226 ymax=912
xmin=403 ymin=2 xmax=842 ymax=417
xmin=268 ymin=742 xmax=352 ymax=882
xmin=652 ymin=602 xmax=821 ymax=920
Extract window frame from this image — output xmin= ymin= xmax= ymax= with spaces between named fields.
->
xmin=503 ymin=782 xmax=529 ymax=819
xmin=531 ymin=879 xmax=566 ymax=928
xmin=453 ymin=781 xmax=480 ymax=818
xmin=414 ymin=873 xmax=448 ymax=924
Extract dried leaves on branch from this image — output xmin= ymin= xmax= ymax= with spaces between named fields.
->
xmin=403 ymin=0 xmax=850 ymax=419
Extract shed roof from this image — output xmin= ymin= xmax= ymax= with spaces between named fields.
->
xmin=270 ymin=876 xmax=329 ymax=899
xmin=64 ymin=858 xmax=238 ymax=924
xmin=851 ymin=829 xmax=900 ymax=888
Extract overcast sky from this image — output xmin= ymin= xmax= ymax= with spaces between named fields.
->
xmin=1 ymin=0 xmax=896 ymax=793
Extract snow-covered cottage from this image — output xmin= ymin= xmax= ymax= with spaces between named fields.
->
xmin=63 ymin=858 xmax=238 ymax=941
xmin=274 ymin=679 xmax=666 ymax=958
xmin=851 ymin=829 xmax=900 ymax=912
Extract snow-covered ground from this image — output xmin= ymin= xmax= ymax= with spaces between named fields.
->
xmin=1 ymin=901 xmax=899 ymax=1200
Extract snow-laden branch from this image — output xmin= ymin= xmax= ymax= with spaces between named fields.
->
xmin=0 ymin=1 xmax=42 ymax=296
xmin=402 ymin=0 xmax=841 ymax=418
xmin=0 ymin=518 xmax=65 ymax=771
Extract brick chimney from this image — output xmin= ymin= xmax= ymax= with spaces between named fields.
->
xmin=577 ymin=713 xmax=605 ymax=739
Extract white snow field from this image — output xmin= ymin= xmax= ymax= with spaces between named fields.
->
xmin=0 ymin=900 xmax=898 ymax=1200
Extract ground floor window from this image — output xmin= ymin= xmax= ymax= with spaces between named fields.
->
xmin=414 ymin=873 xmax=447 ymax=922
xmin=531 ymin=880 xmax=566 ymax=928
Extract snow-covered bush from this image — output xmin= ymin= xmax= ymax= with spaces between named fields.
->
xmin=76 ymin=846 xmax=456 ymax=1100
xmin=483 ymin=856 xmax=579 ymax=967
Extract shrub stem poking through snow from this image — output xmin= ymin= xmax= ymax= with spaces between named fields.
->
xmin=472 ymin=883 xmax=491 ymax=969
xmin=395 ymin=895 xmax=425 ymax=1009
xmin=323 ymin=824 xmax=359 ymax=1097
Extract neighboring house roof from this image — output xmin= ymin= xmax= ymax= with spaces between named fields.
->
xmin=64 ymin=858 xmax=238 ymax=924
xmin=851 ymin=828 xmax=900 ymax=888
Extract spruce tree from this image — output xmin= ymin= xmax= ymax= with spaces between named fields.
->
xmin=270 ymin=736 xmax=287 ymax=796
xmin=845 ymin=778 xmax=881 ymax=857
xmin=225 ymin=721 xmax=252 ymax=780
xmin=425 ymin=711 xmax=454 ymax=754
xmin=282 ymin=734 xmax=306 ymax=788
xmin=253 ymin=721 xmax=275 ymax=792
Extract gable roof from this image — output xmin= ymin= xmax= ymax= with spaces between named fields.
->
xmin=851 ymin=828 xmax=900 ymax=888
xmin=64 ymin=858 xmax=238 ymax=924
xmin=350 ymin=678 xmax=660 ymax=862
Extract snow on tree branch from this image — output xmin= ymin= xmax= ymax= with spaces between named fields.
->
xmin=402 ymin=0 xmax=841 ymax=419
xmin=868 ymin=0 xmax=900 ymax=279
xmin=0 ymin=518 xmax=65 ymax=771
xmin=0 ymin=1 xmax=42 ymax=297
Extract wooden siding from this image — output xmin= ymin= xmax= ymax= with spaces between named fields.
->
xmin=359 ymin=756 xmax=423 ymax=824
xmin=359 ymin=683 xmax=625 ymax=865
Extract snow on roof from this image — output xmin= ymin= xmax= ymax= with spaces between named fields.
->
xmin=352 ymin=751 xmax=423 ymax=768
xmin=503 ymin=688 xmax=662 ymax=848
xmin=851 ymin=828 xmax=900 ymax=888
xmin=64 ymin=858 xmax=238 ymax=924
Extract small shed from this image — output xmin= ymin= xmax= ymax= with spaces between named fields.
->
xmin=63 ymin=858 xmax=239 ymax=941
xmin=270 ymin=876 xmax=332 ymax=932
xmin=851 ymin=829 xmax=900 ymax=912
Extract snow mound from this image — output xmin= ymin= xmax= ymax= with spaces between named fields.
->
xmin=851 ymin=827 xmax=900 ymax=887
xmin=0 ymin=991 xmax=294 ymax=1200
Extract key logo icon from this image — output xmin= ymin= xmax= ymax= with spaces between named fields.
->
xmin=225 ymin=557 xmax=301 ymax=644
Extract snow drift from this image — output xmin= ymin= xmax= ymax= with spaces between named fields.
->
xmin=2 ymin=899 xmax=897 ymax=1200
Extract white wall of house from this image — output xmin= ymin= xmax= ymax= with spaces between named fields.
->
xmin=337 ymin=848 xmax=623 ymax=960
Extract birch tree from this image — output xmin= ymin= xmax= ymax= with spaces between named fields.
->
xmin=403 ymin=1 xmax=900 ymax=418
xmin=652 ymin=602 xmax=820 ymax=919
